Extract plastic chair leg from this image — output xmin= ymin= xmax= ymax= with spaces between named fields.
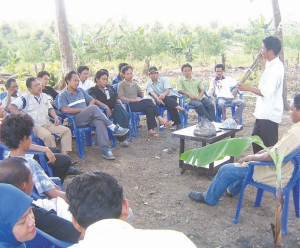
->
xmin=254 ymin=188 xmax=264 ymax=207
xmin=281 ymin=193 xmax=290 ymax=235
xmin=292 ymin=180 xmax=300 ymax=217
xmin=233 ymin=183 xmax=247 ymax=224
xmin=131 ymin=114 xmax=138 ymax=138
xmin=76 ymin=132 xmax=85 ymax=159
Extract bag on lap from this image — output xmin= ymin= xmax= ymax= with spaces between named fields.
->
xmin=193 ymin=117 xmax=216 ymax=137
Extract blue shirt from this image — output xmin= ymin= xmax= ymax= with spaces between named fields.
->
xmin=58 ymin=88 xmax=93 ymax=116
xmin=112 ymin=74 xmax=122 ymax=85
xmin=27 ymin=158 xmax=55 ymax=196
xmin=146 ymin=76 xmax=177 ymax=97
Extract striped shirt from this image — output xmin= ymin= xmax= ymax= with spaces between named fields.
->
xmin=253 ymin=121 xmax=300 ymax=187
xmin=58 ymin=88 xmax=92 ymax=116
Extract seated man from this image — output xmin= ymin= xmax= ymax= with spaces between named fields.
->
xmin=2 ymin=78 xmax=19 ymax=111
xmin=177 ymin=63 xmax=215 ymax=122
xmin=0 ymin=157 xmax=81 ymax=242
xmin=66 ymin=171 xmax=196 ymax=247
xmin=58 ymin=71 xmax=129 ymax=160
xmin=9 ymin=77 xmax=72 ymax=155
xmin=146 ymin=66 xmax=187 ymax=130
xmin=112 ymin=62 xmax=128 ymax=85
xmin=118 ymin=65 xmax=172 ymax=138
xmin=209 ymin=64 xmax=246 ymax=123
xmin=188 ymin=94 xmax=300 ymax=206
xmin=1 ymin=113 xmax=67 ymax=200
xmin=77 ymin=65 xmax=95 ymax=91
xmin=38 ymin=70 xmax=64 ymax=119
xmin=89 ymin=69 xmax=130 ymax=147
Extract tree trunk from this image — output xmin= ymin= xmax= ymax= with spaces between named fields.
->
xmin=272 ymin=0 xmax=288 ymax=111
xmin=54 ymin=0 xmax=75 ymax=90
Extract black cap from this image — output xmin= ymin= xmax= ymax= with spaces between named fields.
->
xmin=148 ymin=66 xmax=158 ymax=74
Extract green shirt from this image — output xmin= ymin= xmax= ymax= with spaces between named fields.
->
xmin=118 ymin=80 xmax=143 ymax=100
xmin=177 ymin=76 xmax=205 ymax=103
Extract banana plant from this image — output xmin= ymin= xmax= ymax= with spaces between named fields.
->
xmin=180 ymin=136 xmax=285 ymax=247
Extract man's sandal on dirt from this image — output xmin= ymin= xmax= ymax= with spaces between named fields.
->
xmin=148 ymin=131 xmax=159 ymax=137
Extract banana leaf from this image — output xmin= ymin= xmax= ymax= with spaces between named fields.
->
xmin=180 ymin=135 xmax=267 ymax=167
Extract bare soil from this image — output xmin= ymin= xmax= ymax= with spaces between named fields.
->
xmin=64 ymin=68 xmax=300 ymax=248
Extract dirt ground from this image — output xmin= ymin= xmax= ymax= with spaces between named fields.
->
xmin=63 ymin=68 xmax=300 ymax=248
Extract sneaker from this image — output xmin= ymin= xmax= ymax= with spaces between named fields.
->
xmin=182 ymin=109 xmax=188 ymax=116
xmin=120 ymin=140 xmax=129 ymax=147
xmin=112 ymin=124 xmax=129 ymax=136
xmin=188 ymin=191 xmax=207 ymax=204
xmin=102 ymin=149 xmax=115 ymax=160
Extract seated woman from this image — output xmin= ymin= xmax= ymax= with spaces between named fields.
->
xmin=0 ymin=183 xmax=36 ymax=247
xmin=118 ymin=65 xmax=172 ymax=137
xmin=89 ymin=69 xmax=130 ymax=147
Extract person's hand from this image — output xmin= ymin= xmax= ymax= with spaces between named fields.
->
xmin=50 ymin=100 xmax=55 ymax=106
xmin=45 ymin=148 xmax=56 ymax=164
xmin=107 ymin=108 xmax=112 ymax=117
xmin=156 ymin=98 xmax=163 ymax=104
xmin=159 ymin=94 xmax=165 ymax=100
xmin=0 ymin=107 xmax=6 ymax=118
xmin=195 ymin=95 xmax=201 ymax=100
xmin=135 ymin=97 xmax=142 ymax=102
xmin=54 ymin=116 xmax=60 ymax=125
xmin=236 ymin=83 xmax=249 ymax=91
xmin=238 ymin=155 xmax=252 ymax=164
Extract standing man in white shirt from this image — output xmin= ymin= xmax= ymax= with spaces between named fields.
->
xmin=237 ymin=36 xmax=284 ymax=153
xmin=209 ymin=64 xmax=246 ymax=123
xmin=77 ymin=66 xmax=95 ymax=91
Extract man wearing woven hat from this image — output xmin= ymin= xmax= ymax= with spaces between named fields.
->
xmin=146 ymin=66 xmax=187 ymax=130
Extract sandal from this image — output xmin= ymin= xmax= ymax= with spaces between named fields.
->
xmin=160 ymin=120 xmax=174 ymax=128
xmin=148 ymin=131 xmax=159 ymax=137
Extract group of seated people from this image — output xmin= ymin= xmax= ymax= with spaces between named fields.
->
xmin=1 ymin=62 xmax=246 ymax=159
xmin=0 ymin=113 xmax=197 ymax=247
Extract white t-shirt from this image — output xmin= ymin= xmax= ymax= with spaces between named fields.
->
xmin=253 ymin=57 xmax=284 ymax=123
xmin=71 ymin=219 xmax=197 ymax=248
xmin=209 ymin=76 xmax=237 ymax=98
xmin=78 ymin=79 xmax=95 ymax=91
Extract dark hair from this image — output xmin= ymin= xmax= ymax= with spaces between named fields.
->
xmin=26 ymin=77 xmax=37 ymax=88
xmin=77 ymin=66 xmax=89 ymax=74
xmin=5 ymin=78 xmax=17 ymax=89
xmin=215 ymin=64 xmax=224 ymax=71
xmin=294 ymin=94 xmax=300 ymax=111
xmin=1 ymin=114 xmax=34 ymax=149
xmin=65 ymin=71 xmax=78 ymax=85
xmin=121 ymin=65 xmax=133 ymax=75
xmin=262 ymin=36 xmax=281 ymax=56
xmin=37 ymin=71 xmax=50 ymax=79
xmin=94 ymin=70 xmax=109 ymax=83
xmin=181 ymin=63 xmax=192 ymax=72
xmin=66 ymin=171 xmax=123 ymax=229
xmin=118 ymin=63 xmax=128 ymax=71
xmin=0 ymin=157 xmax=30 ymax=188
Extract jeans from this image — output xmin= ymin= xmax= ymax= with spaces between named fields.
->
xmin=189 ymin=98 xmax=215 ymax=121
xmin=204 ymin=163 xmax=249 ymax=206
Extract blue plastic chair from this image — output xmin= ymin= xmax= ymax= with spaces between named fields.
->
xmin=56 ymin=95 xmax=116 ymax=159
xmin=0 ymin=91 xmax=8 ymax=102
xmin=233 ymin=149 xmax=300 ymax=235
xmin=215 ymin=86 xmax=244 ymax=124
xmin=0 ymin=141 xmax=54 ymax=177
xmin=178 ymin=92 xmax=211 ymax=128
xmin=25 ymin=228 xmax=75 ymax=248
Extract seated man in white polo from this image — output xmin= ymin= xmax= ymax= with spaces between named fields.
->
xmin=9 ymin=77 xmax=72 ymax=155
xmin=209 ymin=64 xmax=246 ymax=123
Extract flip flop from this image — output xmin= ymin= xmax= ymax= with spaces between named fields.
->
xmin=160 ymin=120 xmax=174 ymax=128
xmin=148 ymin=131 xmax=159 ymax=137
